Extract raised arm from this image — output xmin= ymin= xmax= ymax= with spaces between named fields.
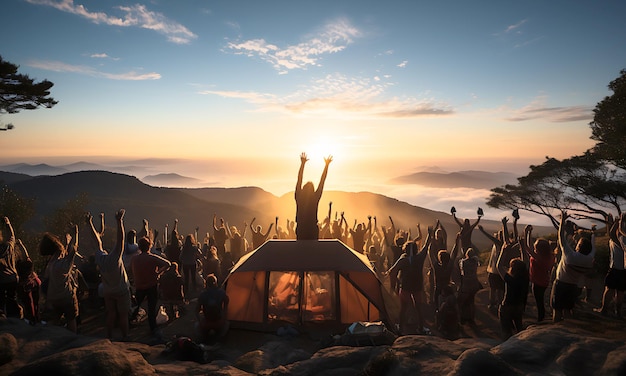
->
xmin=496 ymin=243 xmax=508 ymax=279
xmin=558 ymin=211 xmax=575 ymax=258
xmin=114 ymin=209 xmax=125 ymax=258
xmin=478 ymin=224 xmax=499 ymax=244
xmin=16 ymin=238 xmax=29 ymax=261
xmin=67 ymin=223 xmax=79 ymax=259
xmin=415 ymin=223 xmax=422 ymax=242
xmin=250 ymin=217 xmax=257 ymax=234
xmin=315 ymin=155 xmax=332 ymax=196
xmin=608 ymin=218 xmax=620 ymax=244
xmin=85 ymin=212 xmax=104 ymax=252
xmin=521 ymin=225 xmax=538 ymax=259
xmin=452 ymin=211 xmax=463 ymax=228
xmin=261 ymin=221 xmax=274 ymax=238
xmin=296 ymin=152 xmax=308 ymax=193
xmin=213 ymin=214 xmax=219 ymax=232
xmin=3 ymin=217 xmax=15 ymax=246
xmin=502 ymin=217 xmax=512 ymax=246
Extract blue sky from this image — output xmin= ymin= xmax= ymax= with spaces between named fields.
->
xmin=1 ymin=0 xmax=625 ymax=220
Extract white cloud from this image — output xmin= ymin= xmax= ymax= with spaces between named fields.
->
xmin=226 ymin=18 xmax=361 ymax=72
xmin=397 ymin=60 xmax=408 ymax=68
xmin=506 ymin=97 xmax=592 ymax=122
xmin=201 ymin=73 xmax=453 ymax=118
xmin=505 ymin=19 xmax=527 ymax=34
xmin=26 ymin=0 xmax=197 ymax=44
xmin=27 ymin=60 xmax=161 ymax=80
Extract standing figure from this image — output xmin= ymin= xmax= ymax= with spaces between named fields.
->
xmin=180 ymin=234 xmax=202 ymax=296
xmin=458 ymin=248 xmax=482 ymax=326
xmin=41 ymin=224 xmax=80 ymax=332
xmin=594 ymin=215 xmax=625 ymax=317
xmin=521 ymin=225 xmax=555 ymax=322
xmin=452 ymin=207 xmax=482 ymax=251
xmin=131 ymin=236 xmax=171 ymax=340
xmin=295 ymin=152 xmax=332 ymax=240
xmin=15 ymin=239 xmax=41 ymax=323
xmin=0 ymin=217 xmax=20 ymax=318
xmin=551 ymin=211 xmax=596 ymax=322
xmin=386 ymin=228 xmax=432 ymax=335
xmin=89 ymin=210 xmax=131 ymax=340
xmin=250 ymin=217 xmax=273 ymax=249
xmin=497 ymin=257 xmax=529 ymax=340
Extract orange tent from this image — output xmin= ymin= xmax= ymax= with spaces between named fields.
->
xmin=223 ymin=239 xmax=397 ymax=333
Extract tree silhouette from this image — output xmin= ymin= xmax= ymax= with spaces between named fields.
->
xmin=488 ymin=69 xmax=626 ymax=224
xmin=590 ymin=69 xmax=626 ymax=168
xmin=0 ymin=55 xmax=58 ymax=131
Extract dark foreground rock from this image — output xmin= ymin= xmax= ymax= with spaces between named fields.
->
xmin=1 ymin=316 xmax=625 ymax=375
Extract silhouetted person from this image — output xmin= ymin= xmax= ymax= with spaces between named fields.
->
xmin=0 ymin=217 xmax=20 ymax=318
xmin=250 ymin=217 xmax=273 ymax=249
xmin=521 ymin=224 xmax=555 ymax=322
xmin=452 ymin=207 xmax=482 ymax=251
xmin=89 ymin=210 xmax=130 ymax=340
xmin=295 ymin=152 xmax=332 ymax=240
xmin=41 ymin=224 xmax=80 ymax=333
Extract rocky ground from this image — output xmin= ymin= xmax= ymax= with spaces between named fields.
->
xmin=1 ymin=267 xmax=625 ymax=375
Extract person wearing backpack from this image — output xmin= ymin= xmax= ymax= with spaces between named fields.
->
xmin=195 ymin=274 xmax=229 ymax=343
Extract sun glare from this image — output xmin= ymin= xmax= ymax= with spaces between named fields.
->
xmin=304 ymin=140 xmax=343 ymax=165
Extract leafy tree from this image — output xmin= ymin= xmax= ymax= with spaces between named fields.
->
xmin=44 ymin=193 xmax=89 ymax=237
xmin=488 ymin=69 xmax=626 ymax=224
xmin=590 ymin=69 xmax=626 ymax=168
xmin=487 ymin=153 xmax=626 ymax=228
xmin=0 ymin=185 xmax=36 ymax=238
xmin=0 ymin=55 xmax=58 ymax=130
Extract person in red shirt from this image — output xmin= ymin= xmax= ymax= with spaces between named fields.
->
xmin=521 ymin=224 xmax=556 ymax=322
xmin=131 ymin=236 xmax=171 ymax=340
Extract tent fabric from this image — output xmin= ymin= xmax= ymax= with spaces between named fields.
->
xmin=223 ymin=239 xmax=395 ymax=332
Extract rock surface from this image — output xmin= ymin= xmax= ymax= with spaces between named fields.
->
xmin=2 ymin=315 xmax=625 ymax=375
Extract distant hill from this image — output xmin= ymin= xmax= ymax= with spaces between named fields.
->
xmin=142 ymin=173 xmax=203 ymax=187
xmin=391 ymin=170 xmax=518 ymax=189
xmin=3 ymin=170 xmax=553 ymax=253
xmin=0 ymin=163 xmax=69 ymax=176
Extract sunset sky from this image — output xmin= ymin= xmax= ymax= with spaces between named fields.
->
xmin=2 ymin=0 xmax=626 ymax=219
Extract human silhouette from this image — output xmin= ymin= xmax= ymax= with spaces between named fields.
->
xmin=250 ymin=217 xmax=273 ymax=249
xmin=294 ymin=152 xmax=332 ymax=240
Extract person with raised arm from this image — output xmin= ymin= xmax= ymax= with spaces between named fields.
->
xmin=0 ymin=217 xmax=20 ymax=318
xmin=250 ymin=217 xmax=274 ymax=249
xmin=429 ymin=231 xmax=461 ymax=307
xmin=89 ymin=209 xmax=131 ymax=340
xmin=478 ymin=221 xmax=505 ymax=313
xmin=386 ymin=227 xmax=432 ymax=335
xmin=131 ymin=234 xmax=171 ymax=341
xmin=41 ymin=223 xmax=80 ymax=332
xmin=294 ymin=152 xmax=332 ymax=240
xmin=551 ymin=210 xmax=596 ymax=322
xmin=213 ymin=215 xmax=229 ymax=258
xmin=519 ymin=224 xmax=555 ymax=322
xmin=15 ymin=239 xmax=42 ymax=323
xmin=496 ymin=252 xmax=529 ymax=340
xmin=452 ymin=206 xmax=482 ymax=251
xmin=594 ymin=214 xmax=625 ymax=317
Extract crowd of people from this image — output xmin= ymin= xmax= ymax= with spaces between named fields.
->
xmin=0 ymin=153 xmax=624 ymax=345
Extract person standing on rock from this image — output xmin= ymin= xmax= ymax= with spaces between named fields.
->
xmin=0 ymin=216 xmax=20 ymax=319
xmin=295 ymin=152 xmax=332 ymax=240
